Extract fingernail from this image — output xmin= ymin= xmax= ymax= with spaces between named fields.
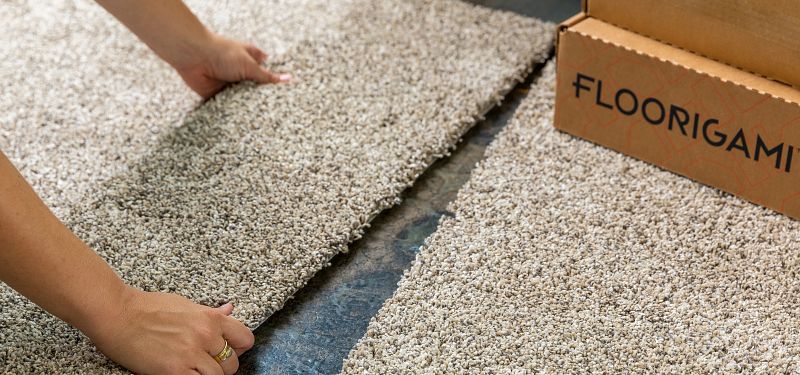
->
xmin=279 ymin=73 xmax=292 ymax=82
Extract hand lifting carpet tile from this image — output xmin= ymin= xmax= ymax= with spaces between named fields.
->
xmin=341 ymin=62 xmax=800 ymax=373
xmin=0 ymin=0 xmax=553 ymax=372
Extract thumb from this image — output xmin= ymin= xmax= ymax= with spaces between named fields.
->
xmin=216 ymin=302 xmax=234 ymax=316
xmin=246 ymin=62 xmax=292 ymax=85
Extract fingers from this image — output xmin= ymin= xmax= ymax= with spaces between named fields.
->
xmin=221 ymin=353 xmax=240 ymax=375
xmin=207 ymin=337 xmax=240 ymax=375
xmin=244 ymin=44 xmax=268 ymax=64
xmin=216 ymin=302 xmax=234 ymax=316
xmin=194 ymin=352 xmax=224 ymax=375
xmin=215 ymin=303 xmax=252 ymax=354
xmin=179 ymin=40 xmax=292 ymax=101
xmin=194 ymin=307 xmax=243 ymax=375
xmin=220 ymin=314 xmax=255 ymax=356
xmin=241 ymin=45 xmax=290 ymax=84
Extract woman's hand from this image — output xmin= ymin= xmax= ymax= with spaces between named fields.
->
xmin=89 ymin=287 xmax=254 ymax=375
xmin=0 ymin=152 xmax=253 ymax=374
xmin=173 ymin=33 xmax=292 ymax=100
xmin=94 ymin=0 xmax=291 ymax=100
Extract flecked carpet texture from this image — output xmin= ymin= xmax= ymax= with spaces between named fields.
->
xmin=341 ymin=62 xmax=800 ymax=374
xmin=0 ymin=0 xmax=554 ymax=372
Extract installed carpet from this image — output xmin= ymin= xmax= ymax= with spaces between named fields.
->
xmin=0 ymin=0 xmax=553 ymax=373
xmin=341 ymin=62 xmax=800 ymax=373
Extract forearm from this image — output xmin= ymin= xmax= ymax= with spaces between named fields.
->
xmin=0 ymin=151 xmax=128 ymax=337
xmin=94 ymin=0 xmax=212 ymax=69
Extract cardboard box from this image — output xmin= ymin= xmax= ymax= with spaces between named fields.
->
xmin=554 ymin=13 xmax=800 ymax=219
xmin=586 ymin=0 xmax=800 ymax=89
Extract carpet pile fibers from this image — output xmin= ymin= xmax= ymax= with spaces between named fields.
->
xmin=0 ymin=0 xmax=553 ymax=372
xmin=341 ymin=62 xmax=800 ymax=374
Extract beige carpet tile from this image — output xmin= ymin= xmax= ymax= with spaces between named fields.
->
xmin=341 ymin=62 xmax=800 ymax=374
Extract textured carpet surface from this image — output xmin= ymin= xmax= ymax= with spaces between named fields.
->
xmin=341 ymin=62 xmax=800 ymax=374
xmin=0 ymin=0 xmax=553 ymax=372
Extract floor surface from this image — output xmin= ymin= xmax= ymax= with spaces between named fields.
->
xmin=238 ymin=1 xmax=580 ymax=374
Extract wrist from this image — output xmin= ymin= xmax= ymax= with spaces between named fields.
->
xmin=75 ymin=283 xmax=139 ymax=342
xmin=161 ymin=28 xmax=218 ymax=72
xmin=96 ymin=0 xmax=217 ymax=73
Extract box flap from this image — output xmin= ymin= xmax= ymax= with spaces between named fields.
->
xmin=556 ymin=12 xmax=586 ymax=52
xmin=569 ymin=17 xmax=800 ymax=105
xmin=586 ymin=0 xmax=800 ymax=89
